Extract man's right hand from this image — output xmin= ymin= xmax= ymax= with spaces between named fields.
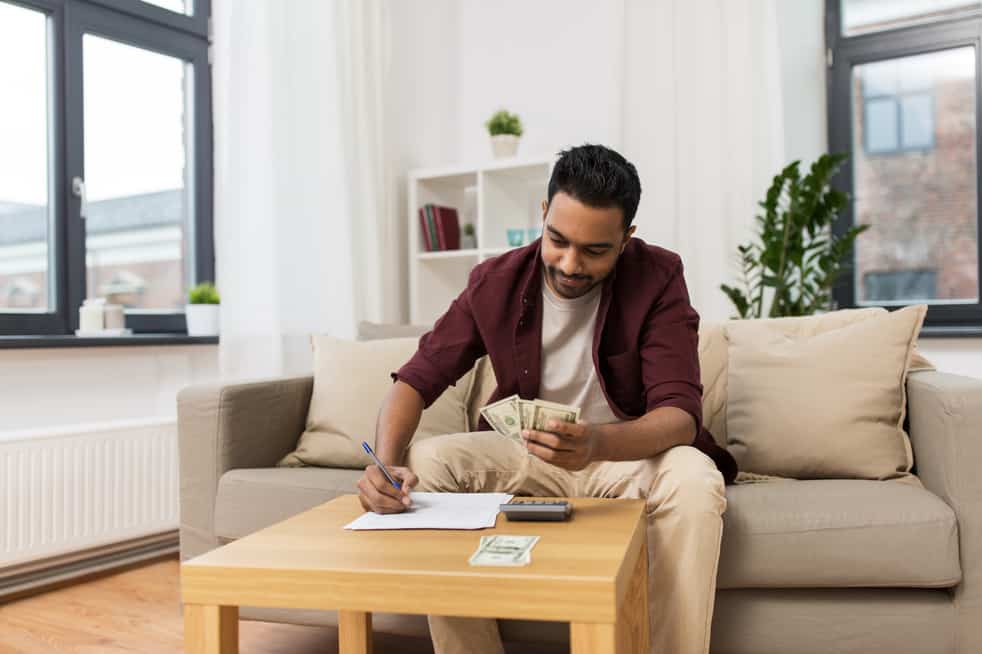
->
xmin=357 ymin=464 xmax=419 ymax=514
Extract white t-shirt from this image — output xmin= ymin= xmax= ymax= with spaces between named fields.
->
xmin=539 ymin=274 xmax=622 ymax=425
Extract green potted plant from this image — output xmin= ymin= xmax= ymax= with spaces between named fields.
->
xmin=720 ymin=153 xmax=869 ymax=319
xmin=461 ymin=223 xmax=477 ymax=249
xmin=485 ymin=109 xmax=523 ymax=158
xmin=186 ymin=281 xmax=220 ymax=336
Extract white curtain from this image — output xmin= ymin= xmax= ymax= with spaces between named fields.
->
xmin=621 ymin=0 xmax=802 ymax=324
xmin=212 ymin=0 xmax=394 ymax=379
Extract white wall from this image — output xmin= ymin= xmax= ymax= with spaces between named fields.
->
xmin=384 ymin=0 xmax=461 ymax=323
xmin=916 ymin=339 xmax=982 ymax=378
xmin=455 ymin=0 xmax=625 ymax=161
xmin=0 ymin=345 xmax=218 ymax=434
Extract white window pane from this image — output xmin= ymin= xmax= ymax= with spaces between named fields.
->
xmin=866 ymin=99 xmax=899 ymax=152
xmin=83 ymin=35 xmax=193 ymax=311
xmin=142 ymin=0 xmax=193 ymax=16
xmin=0 ymin=2 xmax=52 ymax=312
xmin=862 ymin=60 xmax=899 ymax=98
xmin=852 ymin=48 xmax=978 ymax=305
xmin=901 ymin=94 xmax=934 ymax=149
xmin=843 ymin=0 xmax=981 ymax=36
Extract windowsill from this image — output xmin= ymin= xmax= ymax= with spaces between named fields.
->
xmin=920 ymin=325 xmax=982 ymax=338
xmin=0 ymin=334 xmax=219 ymax=349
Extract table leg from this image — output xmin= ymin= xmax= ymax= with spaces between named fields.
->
xmin=571 ymin=622 xmax=617 ymax=653
xmin=339 ymin=609 xmax=373 ymax=654
xmin=570 ymin=541 xmax=649 ymax=654
xmin=184 ymin=604 xmax=238 ymax=654
xmin=620 ymin=540 xmax=650 ymax=652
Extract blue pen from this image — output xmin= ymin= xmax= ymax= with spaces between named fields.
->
xmin=362 ymin=441 xmax=401 ymax=491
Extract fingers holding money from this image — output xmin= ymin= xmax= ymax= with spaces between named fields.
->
xmin=522 ymin=419 xmax=599 ymax=471
xmin=522 ymin=428 xmax=574 ymax=453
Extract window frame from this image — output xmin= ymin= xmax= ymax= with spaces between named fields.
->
xmin=827 ymin=1 xmax=982 ymax=334
xmin=0 ymin=0 xmax=213 ymax=337
xmin=86 ymin=0 xmax=208 ymax=38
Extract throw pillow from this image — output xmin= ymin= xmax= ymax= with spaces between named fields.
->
xmin=724 ymin=304 xmax=927 ymax=481
xmin=278 ymin=335 xmax=477 ymax=468
xmin=356 ymin=320 xmax=431 ymax=341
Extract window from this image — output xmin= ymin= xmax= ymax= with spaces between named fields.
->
xmin=860 ymin=57 xmax=936 ymax=154
xmin=842 ymin=0 xmax=982 ymax=36
xmin=864 ymin=269 xmax=938 ymax=301
xmin=828 ymin=1 xmax=982 ymax=333
xmin=0 ymin=0 xmax=212 ymax=336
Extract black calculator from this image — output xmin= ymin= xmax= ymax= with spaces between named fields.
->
xmin=500 ymin=499 xmax=573 ymax=521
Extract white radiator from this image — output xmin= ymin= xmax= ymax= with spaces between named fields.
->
xmin=0 ymin=418 xmax=178 ymax=567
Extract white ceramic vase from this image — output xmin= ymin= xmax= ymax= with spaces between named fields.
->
xmin=186 ymin=304 xmax=220 ymax=336
xmin=490 ymin=134 xmax=520 ymax=158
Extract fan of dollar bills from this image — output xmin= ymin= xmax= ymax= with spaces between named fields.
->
xmin=480 ymin=395 xmax=581 ymax=445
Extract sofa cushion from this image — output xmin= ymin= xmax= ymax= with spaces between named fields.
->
xmin=716 ymin=478 xmax=960 ymax=589
xmin=278 ymin=335 xmax=478 ymax=469
xmin=215 ymin=470 xmax=960 ymax=590
xmin=214 ymin=468 xmax=362 ymax=540
xmin=698 ymin=322 xmax=729 ymax=447
xmin=725 ymin=305 xmax=927 ymax=481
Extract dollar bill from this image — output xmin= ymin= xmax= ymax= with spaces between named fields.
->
xmin=531 ymin=399 xmax=581 ymax=432
xmin=468 ymin=535 xmax=540 ymax=567
xmin=518 ymin=399 xmax=535 ymax=430
xmin=480 ymin=394 xmax=522 ymax=443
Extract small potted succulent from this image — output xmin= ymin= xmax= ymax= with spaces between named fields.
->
xmin=485 ymin=109 xmax=523 ymax=158
xmin=186 ymin=281 xmax=220 ymax=336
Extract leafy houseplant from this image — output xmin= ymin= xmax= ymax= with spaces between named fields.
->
xmin=485 ymin=109 xmax=523 ymax=159
xmin=186 ymin=281 xmax=220 ymax=336
xmin=189 ymin=282 xmax=220 ymax=305
xmin=720 ymin=153 xmax=869 ymax=319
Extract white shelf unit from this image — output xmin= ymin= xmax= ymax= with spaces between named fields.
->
xmin=409 ymin=155 xmax=555 ymax=325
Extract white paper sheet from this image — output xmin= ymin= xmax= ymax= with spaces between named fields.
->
xmin=343 ymin=492 xmax=514 ymax=530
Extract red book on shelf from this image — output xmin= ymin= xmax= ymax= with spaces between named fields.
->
xmin=418 ymin=207 xmax=433 ymax=251
xmin=434 ymin=206 xmax=461 ymax=250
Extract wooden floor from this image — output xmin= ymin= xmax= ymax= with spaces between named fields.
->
xmin=0 ymin=556 xmax=566 ymax=653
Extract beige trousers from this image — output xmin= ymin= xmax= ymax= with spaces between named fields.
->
xmin=406 ymin=432 xmax=727 ymax=654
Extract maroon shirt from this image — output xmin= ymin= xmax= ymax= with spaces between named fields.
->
xmin=393 ymin=237 xmax=738 ymax=485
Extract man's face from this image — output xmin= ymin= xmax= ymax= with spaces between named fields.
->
xmin=539 ymin=192 xmax=636 ymax=299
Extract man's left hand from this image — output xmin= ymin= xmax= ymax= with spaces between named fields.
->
xmin=522 ymin=420 xmax=600 ymax=471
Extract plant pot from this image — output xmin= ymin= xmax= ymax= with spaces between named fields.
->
xmin=186 ymin=304 xmax=220 ymax=336
xmin=490 ymin=134 xmax=520 ymax=159
xmin=461 ymin=233 xmax=477 ymax=249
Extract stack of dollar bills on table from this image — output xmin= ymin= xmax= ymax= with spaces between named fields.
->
xmin=468 ymin=534 xmax=540 ymax=566
xmin=480 ymin=395 xmax=581 ymax=445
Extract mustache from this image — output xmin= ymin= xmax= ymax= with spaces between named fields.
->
xmin=549 ymin=267 xmax=589 ymax=282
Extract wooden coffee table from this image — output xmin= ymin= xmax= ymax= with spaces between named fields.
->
xmin=181 ymin=494 xmax=649 ymax=653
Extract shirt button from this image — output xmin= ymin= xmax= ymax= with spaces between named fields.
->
xmin=523 ymin=369 xmax=528 ymax=375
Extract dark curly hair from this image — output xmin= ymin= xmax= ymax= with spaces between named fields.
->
xmin=546 ymin=144 xmax=642 ymax=229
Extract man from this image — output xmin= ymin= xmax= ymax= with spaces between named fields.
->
xmin=357 ymin=144 xmax=738 ymax=654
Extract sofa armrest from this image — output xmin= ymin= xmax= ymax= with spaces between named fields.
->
xmin=177 ymin=375 xmax=313 ymax=561
xmin=907 ymin=369 xmax=982 ymax=650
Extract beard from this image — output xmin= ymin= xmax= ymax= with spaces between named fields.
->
xmin=547 ymin=266 xmax=595 ymax=298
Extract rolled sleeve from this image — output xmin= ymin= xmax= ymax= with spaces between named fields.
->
xmin=391 ymin=268 xmax=487 ymax=408
xmin=640 ymin=260 xmax=703 ymax=440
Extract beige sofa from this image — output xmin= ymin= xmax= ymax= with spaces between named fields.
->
xmin=178 ymin=341 xmax=982 ymax=653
